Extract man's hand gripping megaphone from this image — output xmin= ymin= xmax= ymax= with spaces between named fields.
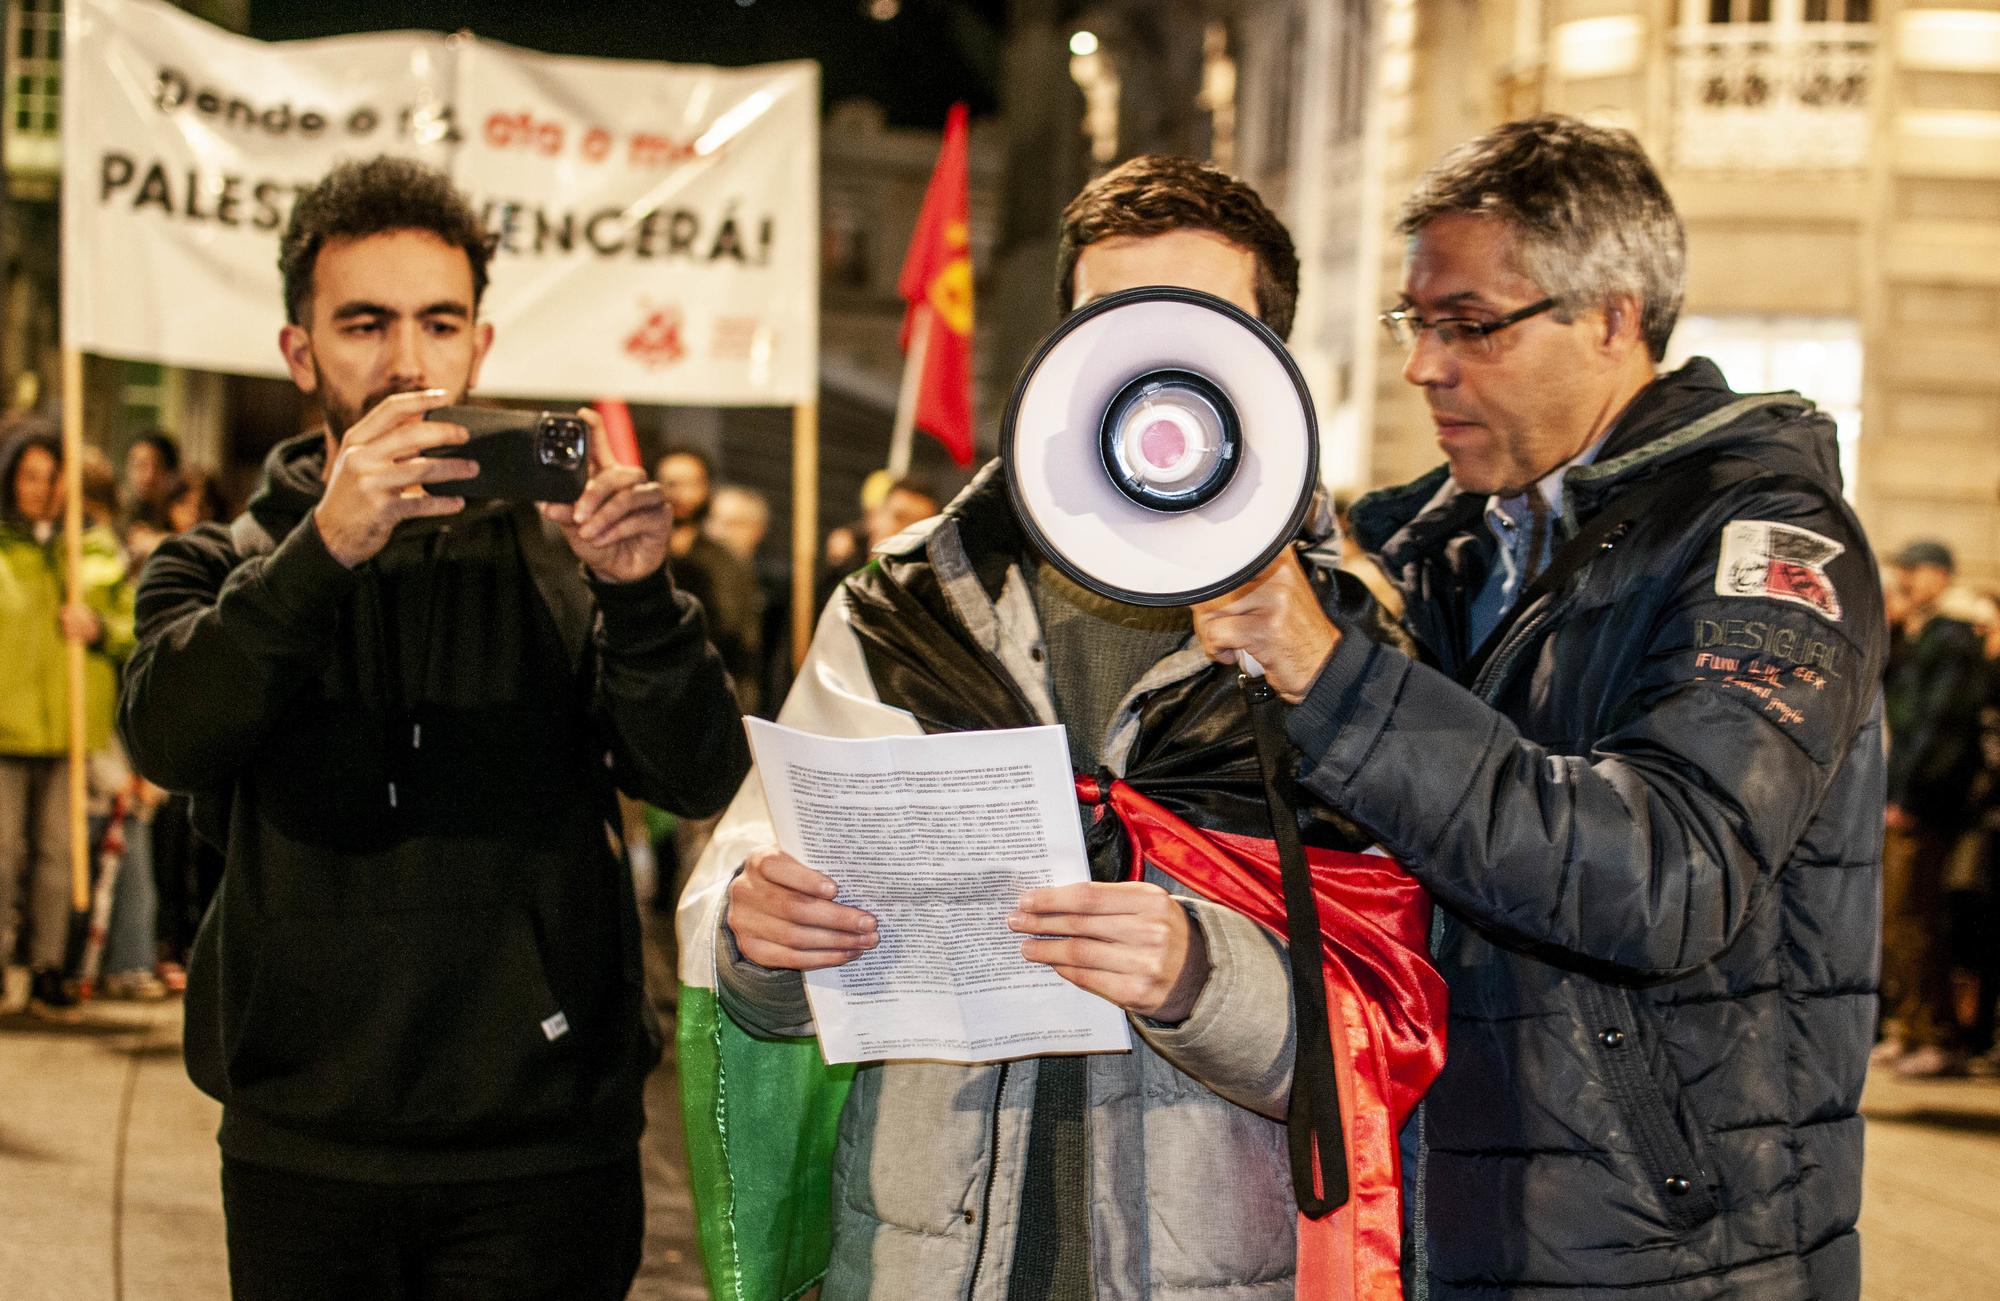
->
xmin=1192 ymin=550 xmax=1342 ymax=703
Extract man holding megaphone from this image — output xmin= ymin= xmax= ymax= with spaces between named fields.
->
xmin=1194 ymin=117 xmax=1884 ymax=1301
xmin=682 ymin=156 xmax=1445 ymax=1301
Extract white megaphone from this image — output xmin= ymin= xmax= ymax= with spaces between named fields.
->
xmin=1000 ymin=285 xmax=1319 ymax=622
xmin=1002 ymin=286 xmax=1352 ymax=1218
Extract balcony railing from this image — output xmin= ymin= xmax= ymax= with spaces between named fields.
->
xmin=1672 ymin=24 xmax=1875 ymax=172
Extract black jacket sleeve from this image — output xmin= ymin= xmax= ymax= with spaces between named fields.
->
xmin=1285 ymin=483 xmax=1885 ymax=981
xmin=119 ymin=515 xmax=359 ymax=793
xmin=589 ymin=568 xmax=751 ymax=818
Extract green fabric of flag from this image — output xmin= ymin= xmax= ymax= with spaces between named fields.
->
xmin=679 ymin=983 xmax=856 ymax=1301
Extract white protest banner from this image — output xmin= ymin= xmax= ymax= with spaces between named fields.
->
xmin=62 ymin=0 xmax=819 ymax=405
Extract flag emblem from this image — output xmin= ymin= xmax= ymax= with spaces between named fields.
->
xmin=1715 ymin=520 xmax=1844 ymax=621
xmin=895 ymin=102 xmax=975 ymax=465
xmin=624 ymin=304 xmax=687 ymax=368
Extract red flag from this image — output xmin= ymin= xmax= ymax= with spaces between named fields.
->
xmin=896 ymin=102 xmax=974 ymax=466
xmin=591 ymin=398 xmax=641 ymax=467
xmin=1076 ymin=776 xmax=1447 ymax=1301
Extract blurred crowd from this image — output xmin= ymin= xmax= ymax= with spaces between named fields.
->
xmin=1878 ymin=538 xmax=2000 ymax=1079
xmin=1 ymin=418 xmax=233 ymax=1020
xmin=13 ymin=407 xmax=1998 ymax=1096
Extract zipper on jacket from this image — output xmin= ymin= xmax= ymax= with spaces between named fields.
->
xmin=1470 ymin=601 xmax=1562 ymax=702
xmin=1470 ymin=516 xmax=1635 ymax=700
xmin=939 ymin=546 xmax=1137 ymax=1298
xmin=965 ymin=1059 xmax=1010 ymax=1298
xmin=1407 ymin=882 xmax=1452 ymax=1301
xmin=1405 ymin=573 xmax=1573 ymax=1301
xmin=916 ymin=542 xmax=1041 ymax=1298
xmin=1411 ymin=544 xmax=1606 ymax=1296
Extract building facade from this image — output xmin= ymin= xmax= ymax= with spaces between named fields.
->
xmin=19 ymin=1 xmax=1994 ymax=579
xmin=1036 ymin=0 xmax=1998 ymax=583
xmin=1355 ymin=0 xmax=2000 ymax=583
xmin=998 ymin=0 xmax=1382 ymax=485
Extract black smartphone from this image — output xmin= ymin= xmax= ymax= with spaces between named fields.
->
xmin=420 ymin=407 xmax=589 ymax=504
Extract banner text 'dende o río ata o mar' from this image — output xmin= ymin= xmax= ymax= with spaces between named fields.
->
xmin=65 ymin=0 xmax=820 ymax=405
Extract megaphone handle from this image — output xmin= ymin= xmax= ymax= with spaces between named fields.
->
xmin=1238 ymin=651 xmax=1264 ymax=678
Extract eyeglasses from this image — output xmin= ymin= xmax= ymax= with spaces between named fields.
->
xmin=1378 ymin=297 xmax=1559 ymax=358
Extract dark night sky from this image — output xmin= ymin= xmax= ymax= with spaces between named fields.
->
xmin=247 ymin=0 xmax=1011 ymax=126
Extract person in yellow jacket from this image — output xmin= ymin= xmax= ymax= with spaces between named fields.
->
xmin=0 ymin=418 xmax=134 ymax=1019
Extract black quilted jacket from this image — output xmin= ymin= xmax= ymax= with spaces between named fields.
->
xmin=1288 ymin=360 xmax=1886 ymax=1300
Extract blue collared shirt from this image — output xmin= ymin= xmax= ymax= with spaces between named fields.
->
xmin=1466 ymin=438 xmax=1608 ymax=650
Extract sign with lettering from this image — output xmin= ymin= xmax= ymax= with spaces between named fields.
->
xmin=63 ymin=0 xmax=819 ymax=404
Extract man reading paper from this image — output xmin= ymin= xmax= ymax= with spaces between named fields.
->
xmin=678 ymin=156 xmax=1446 ymax=1301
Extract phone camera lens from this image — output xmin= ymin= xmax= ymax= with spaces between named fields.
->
xmin=539 ymin=420 xmax=585 ymax=470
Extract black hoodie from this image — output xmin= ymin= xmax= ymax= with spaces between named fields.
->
xmin=121 ymin=432 xmax=749 ymax=1182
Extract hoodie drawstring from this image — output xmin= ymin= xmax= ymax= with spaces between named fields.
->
xmin=362 ymin=528 xmax=453 ymax=813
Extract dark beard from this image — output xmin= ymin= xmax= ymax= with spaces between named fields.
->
xmin=314 ymin=370 xmax=433 ymax=442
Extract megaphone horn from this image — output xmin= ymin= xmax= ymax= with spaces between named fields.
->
xmin=1001 ymin=286 xmax=1319 ymax=608
xmin=1003 ymin=285 xmax=1352 ymax=1216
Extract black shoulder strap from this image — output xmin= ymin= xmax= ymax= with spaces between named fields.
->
xmin=1459 ymin=454 xmax=1767 ymax=689
xmin=1242 ymin=673 xmax=1349 ymax=1218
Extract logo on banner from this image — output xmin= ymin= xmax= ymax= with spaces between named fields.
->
xmin=625 ymin=304 xmax=688 ymax=369
xmin=1716 ymin=520 xmax=1844 ymax=621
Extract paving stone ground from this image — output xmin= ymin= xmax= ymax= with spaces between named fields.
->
xmin=3 ymin=987 xmax=1996 ymax=1300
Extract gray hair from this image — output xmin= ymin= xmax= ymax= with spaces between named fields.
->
xmin=1398 ymin=115 xmax=1686 ymax=360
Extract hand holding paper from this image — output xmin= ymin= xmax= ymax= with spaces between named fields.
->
xmin=1010 ymin=881 xmax=1210 ymax=1023
xmin=727 ymin=848 xmax=879 ymax=970
xmin=740 ymin=718 xmax=1131 ymax=1064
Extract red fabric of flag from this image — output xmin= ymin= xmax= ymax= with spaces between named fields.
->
xmin=591 ymin=398 xmax=641 ymax=467
xmin=1075 ymin=774 xmax=1448 ymax=1301
xmin=896 ymin=102 xmax=974 ymax=466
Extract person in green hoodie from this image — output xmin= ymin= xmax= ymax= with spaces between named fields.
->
xmin=0 ymin=418 xmax=132 ymax=1019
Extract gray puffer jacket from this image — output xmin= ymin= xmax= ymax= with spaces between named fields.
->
xmin=1288 ymin=360 xmax=1885 ymax=1300
xmin=712 ymin=464 xmax=1339 ymax=1299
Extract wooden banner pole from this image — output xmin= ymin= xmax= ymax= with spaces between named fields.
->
xmin=60 ymin=349 xmax=89 ymax=913
xmin=885 ymin=304 xmax=932 ymax=480
xmin=790 ymin=401 xmax=820 ymax=671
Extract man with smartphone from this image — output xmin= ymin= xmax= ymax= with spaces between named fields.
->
xmin=120 ymin=155 xmax=749 ymax=1301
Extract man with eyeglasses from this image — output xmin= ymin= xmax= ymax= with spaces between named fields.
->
xmin=1191 ymin=115 xmax=1886 ymax=1300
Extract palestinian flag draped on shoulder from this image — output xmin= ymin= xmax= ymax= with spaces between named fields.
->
xmin=674 ymin=599 xmax=923 ymax=1300
xmin=677 ymin=559 xmax=1446 ymax=1299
